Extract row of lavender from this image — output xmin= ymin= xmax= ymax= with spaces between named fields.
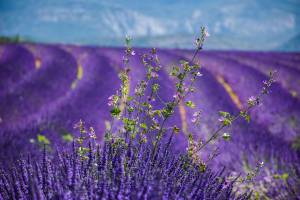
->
xmin=0 ymin=43 xmax=299 ymax=198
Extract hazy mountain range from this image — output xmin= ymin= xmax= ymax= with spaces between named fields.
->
xmin=0 ymin=0 xmax=299 ymax=51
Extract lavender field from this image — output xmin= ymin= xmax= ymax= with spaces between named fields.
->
xmin=0 ymin=42 xmax=300 ymax=199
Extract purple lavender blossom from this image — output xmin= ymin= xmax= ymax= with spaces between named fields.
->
xmin=0 ymin=138 xmax=251 ymax=199
xmin=0 ymin=43 xmax=300 ymax=199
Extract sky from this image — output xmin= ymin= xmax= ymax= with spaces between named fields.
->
xmin=0 ymin=0 xmax=300 ymax=51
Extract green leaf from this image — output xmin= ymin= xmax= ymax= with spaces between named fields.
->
xmin=127 ymin=106 xmax=134 ymax=113
xmin=222 ymin=118 xmax=232 ymax=126
xmin=127 ymin=96 xmax=133 ymax=101
xmin=110 ymin=107 xmax=121 ymax=117
xmin=222 ymin=133 xmax=231 ymax=141
xmin=188 ymin=133 xmax=194 ymax=143
xmin=292 ymin=136 xmax=300 ymax=151
xmin=123 ymin=118 xmax=136 ymax=132
xmin=170 ymin=66 xmax=180 ymax=76
xmin=273 ymin=174 xmax=281 ymax=179
xmin=245 ymin=114 xmax=251 ymax=123
xmin=37 ymin=134 xmax=50 ymax=145
xmin=281 ymin=173 xmax=289 ymax=181
xmin=62 ymin=133 xmax=73 ymax=142
xmin=240 ymin=111 xmax=251 ymax=123
xmin=152 ymin=83 xmax=159 ymax=93
xmin=186 ymin=101 xmax=195 ymax=108
xmin=173 ymin=126 xmax=180 ymax=134
xmin=177 ymin=73 xmax=185 ymax=80
xmin=125 ymin=35 xmax=132 ymax=46
xmin=78 ymin=147 xmax=90 ymax=159
xmin=219 ymin=111 xmax=229 ymax=117
xmin=199 ymin=162 xmax=206 ymax=172
xmin=140 ymin=123 xmax=147 ymax=129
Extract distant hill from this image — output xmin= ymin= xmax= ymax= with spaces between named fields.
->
xmin=0 ymin=35 xmax=21 ymax=44
xmin=1 ymin=0 xmax=300 ymax=51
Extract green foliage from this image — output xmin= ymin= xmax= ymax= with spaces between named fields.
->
xmin=185 ymin=100 xmax=195 ymax=108
xmin=62 ymin=133 xmax=73 ymax=142
xmin=78 ymin=146 xmax=89 ymax=160
xmin=222 ymin=133 xmax=231 ymax=141
xmin=152 ymin=83 xmax=159 ymax=93
xmin=198 ymin=162 xmax=207 ymax=173
xmin=162 ymin=103 xmax=175 ymax=118
xmin=0 ymin=35 xmax=21 ymax=44
xmin=273 ymin=173 xmax=289 ymax=182
xmin=29 ymin=134 xmax=51 ymax=150
xmin=173 ymin=126 xmax=180 ymax=134
xmin=37 ymin=134 xmax=50 ymax=145
xmin=170 ymin=65 xmax=180 ymax=77
xmin=125 ymin=35 xmax=132 ymax=46
xmin=221 ymin=119 xmax=232 ymax=126
xmin=292 ymin=135 xmax=300 ymax=151
xmin=218 ymin=111 xmax=234 ymax=126
xmin=110 ymin=107 xmax=121 ymax=117
xmin=123 ymin=117 xmax=137 ymax=132
xmin=219 ymin=111 xmax=230 ymax=117
xmin=244 ymin=161 xmax=264 ymax=182
xmin=140 ymin=123 xmax=147 ymax=130
xmin=240 ymin=110 xmax=251 ymax=123
xmin=64 ymin=27 xmax=274 ymax=197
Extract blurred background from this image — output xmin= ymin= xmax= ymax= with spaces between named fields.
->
xmin=1 ymin=0 xmax=300 ymax=51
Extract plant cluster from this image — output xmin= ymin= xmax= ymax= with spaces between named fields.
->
xmin=0 ymin=27 xmax=276 ymax=199
xmin=0 ymin=131 xmax=251 ymax=199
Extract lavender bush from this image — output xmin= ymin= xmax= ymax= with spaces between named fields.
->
xmin=0 ymin=135 xmax=251 ymax=199
xmin=0 ymin=27 xmax=280 ymax=199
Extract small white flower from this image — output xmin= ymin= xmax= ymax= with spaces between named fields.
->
xmin=152 ymin=117 xmax=158 ymax=124
xmin=196 ymin=72 xmax=203 ymax=77
xmin=204 ymin=29 xmax=210 ymax=37
xmin=191 ymin=118 xmax=197 ymax=123
xmin=193 ymin=111 xmax=201 ymax=117
xmin=184 ymin=87 xmax=189 ymax=92
xmin=247 ymin=96 xmax=258 ymax=106
xmin=218 ymin=116 xmax=225 ymax=122
xmin=263 ymin=80 xmax=268 ymax=85
xmin=151 ymin=72 xmax=158 ymax=78
xmin=248 ymin=96 xmax=256 ymax=102
xmin=131 ymin=50 xmax=136 ymax=56
xmin=107 ymin=95 xmax=114 ymax=106
xmin=108 ymin=95 xmax=114 ymax=100
xmin=173 ymin=93 xmax=180 ymax=99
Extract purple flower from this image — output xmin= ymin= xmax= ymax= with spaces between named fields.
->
xmin=196 ymin=72 xmax=203 ymax=77
xmin=184 ymin=87 xmax=189 ymax=92
xmin=218 ymin=116 xmax=225 ymax=122
xmin=204 ymin=29 xmax=210 ymax=38
xmin=151 ymin=72 xmax=158 ymax=78
xmin=0 ymin=135 xmax=250 ymax=199
xmin=108 ymin=95 xmax=113 ymax=100
xmin=108 ymin=95 xmax=114 ymax=106
xmin=191 ymin=118 xmax=197 ymax=123
xmin=248 ymin=96 xmax=256 ymax=102
xmin=173 ymin=92 xmax=182 ymax=100
xmin=247 ymin=96 xmax=259 ymax=106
